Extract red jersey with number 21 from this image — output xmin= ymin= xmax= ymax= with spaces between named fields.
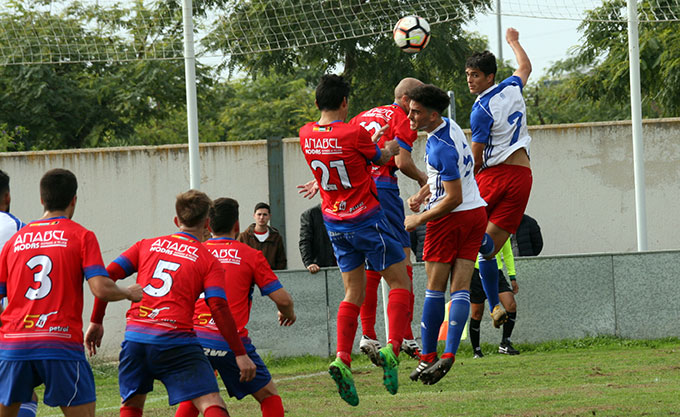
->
xmin=0 ymin=217 xmax=108 ymax=360
xmin=299 ymin=120 xmax=383 ymax=232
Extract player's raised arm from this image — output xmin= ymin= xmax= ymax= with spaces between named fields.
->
xmin=395 ymin=146 xmax=428 ymax=187
xmin=506 ymin=27 xmax=532 ymax=86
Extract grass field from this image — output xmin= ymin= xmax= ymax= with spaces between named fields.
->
xmin=36 ymin=336 xmax=680 ymax=417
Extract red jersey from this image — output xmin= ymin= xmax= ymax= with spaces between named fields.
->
xmin=109 ymin=232 xmax=226 ymax=347
xmin=299 ymin=120 xmax=383 ymax=232
xmin=350 ymin=104 xmax=418 ymax=190
xmin=0 ymin=217 xmax=108 ymax=360
xmin=193 ymin=238 xmax=282 ymax=350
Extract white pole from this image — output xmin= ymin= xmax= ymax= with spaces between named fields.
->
xmin=381 ymin=278 xmax=389 ymax=342
xmin=182 ymin=0 xmax=201 ymax=190
xmin=496 ymin=0 xmax=503 ymax=61
xmin=626 ymin=0 xmax=648 ymax=251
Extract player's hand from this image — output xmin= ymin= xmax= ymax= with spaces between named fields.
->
xmin=278 ymin=311 xmax=296 ymax=326
xmin=127 ymin=284 xmax=143 ymax=302
xmin=307 ymin=264 xmax=320 ymax=274
xmin=85 ymin=322 xmax=104 ymax=357
xmin=511 ymin=279 xmax=519 ymax=294
xmin=404 ymin=214 xmax=421 ymax=232
xmin=506 ymin=27 xmax=519 ymax=44
xmin=297 ymin=179 xmax=319 ymax=199
xmin=383 ymin=139 xmax=399 ymax=156
xmin=235 ymin=354 xmax=257 ymax=382
xmin=407 ymin=194 xmax=423 ymax=212
xmin=371 ymin=124 xmax=389 ymax=143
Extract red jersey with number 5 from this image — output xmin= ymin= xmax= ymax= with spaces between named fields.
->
xmin=0 ymin=217 xmax=108 ymax=360
xmin=299 ymin=120 xmax=383 ymax=232
xmin=108 ymin=232 xmax=227 ymax=347
xmin=350 ymin=104 xmax=418 ymax=190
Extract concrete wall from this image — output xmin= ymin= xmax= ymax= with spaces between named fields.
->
xmin=3 ymin=119 xmax=677 ymax=270
xmin=82 ymin=250 xmax=680 ymax=359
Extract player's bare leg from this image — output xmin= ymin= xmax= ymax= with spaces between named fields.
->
xmin=192 ymin=392 xmax=230 ymax=416
xmin=120 ymin=394 xmax=146 ymax=417
xmin=479 ymin=222 xmax=511 ymax=327
xmin=0 ymin=402 xmax=21 ymax=417
xmin=60 ymin=402 xmax=95 ymax=417
xmin=252 ymin=381 xmax=284 ymax=417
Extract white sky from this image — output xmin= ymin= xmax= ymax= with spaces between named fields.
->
xmin=464 ymin=13 xmax=585 ymax=78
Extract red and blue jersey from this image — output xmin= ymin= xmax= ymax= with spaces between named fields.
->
xmin=0 ymin=217 xmax=108 ymax=360
xmin=299 ymin=120 xmax=384 ymax=232
xmin=193 ymin=238 xmax=282 ymax=351
xmin=350 ymin=104 xmax=418 ymax=190
xmin=109 ymin=232 xmax=226 ymax=347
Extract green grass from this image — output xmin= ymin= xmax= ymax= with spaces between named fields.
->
xmin=35 ymin=336 xmax=680 ymax=416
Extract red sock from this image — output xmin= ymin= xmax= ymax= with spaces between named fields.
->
xmin=442 ymin=352 xmax=455 ymax=361
xmin=386 ymin=288 xmax=410 ymax=356
xmin=120 ymin=406 xmax=143 ymax=417
xmin=421 ymin=352 xmax=437 ymax=363
xmin=360 ymin=270 xmax=381 ymax=340
xmin=336 ymin=301 xmax=361 ymax=364
xmin=175 ymin=401 xmax=199 ymax=417
xmin=403 ymin=265 xmax=415 ymax=340
xmin=260 ymin=395 xmax=284 ymax=417
xmin=204 ymin=405 xmax=230 ymax=417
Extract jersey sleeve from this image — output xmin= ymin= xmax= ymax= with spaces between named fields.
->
xmin=203 ymin=258 xmax=227 ymax=301
xmin=430 ymin=143 xmax=462 ymax=181
xmin=108 ymin=241 xmax=141 ymax=279
xmin=355 ymin=127 xmax=381 ymax=163
xmin=392 ymin=116 xmax=418 ymax=151
xmin=502 ymin=75 xmax=524 ymax=92
xmin=0 ymin=242 xmax=9 ymax=297
xmin=500 ymin=239 xmax=516 ymax=276
xmin=470 ymin=104 xmax=494 ymax=145
xmin=253 ymin=251 xmax=283 ymax=296
xmin=81 ymin=230 xmax=109 ymax=280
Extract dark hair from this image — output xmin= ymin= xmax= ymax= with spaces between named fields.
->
xmin=254 ymin=202 xmax=270 ymax=213
xmin=0 ymin=170 xmax=9 ymax=196
xmin=408 ymin=84 xmax=450 ymax=115
xmin=40 ymin=169 xmax=78 ymax=211
xmin=315 ymin=74 xmax=350 ymax=111
xmin=465 ymin=51 xmax=497 ymax=77
xmin=210 ymin=198 xmax=239 ymax=234
xmin=175 ymin=189 xmax=213 ymax=227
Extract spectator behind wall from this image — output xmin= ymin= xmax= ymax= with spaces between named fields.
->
xmin=237 ymin=202 xmax=287 ymax=270
xmin=299 ymin=204 xmax=336 ymax=274
xmin=511 ymin=214 xmax=543 ymax=257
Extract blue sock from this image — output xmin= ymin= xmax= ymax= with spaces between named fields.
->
xmin=444 ymin=290 xmax=470 ymax=355
xmin=420 ymin=289 xmax=445 ymax=355
xmin=17 ymin=401 xmax=37 ymax=417
xmin=478 ymin=256 xmax=500 ymax=312
xmin=479 ymin=233 xmax=495 ymax=257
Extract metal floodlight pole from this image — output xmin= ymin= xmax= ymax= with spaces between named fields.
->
xmin=626 ymin=0 xmax=648 ymax=251
xmin=496 ymin=0 xmax=503 ymax=61
xmin=447 ymin=91 xmax=456 ymax=122
xmin=182 ymin=0 xmax=201 ymax=190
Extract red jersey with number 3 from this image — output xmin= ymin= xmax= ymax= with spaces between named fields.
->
xmin=350 ymin=104 xmax=418 ymax=190
xmin=0 ymin=217 xmax=108 ymax=360
xmin=299 ymin=120 xmax=383 ymax=232
xmin=193 ymin=238 xmax=283 ymax=350
xmin=109 ymin=232 xmax=227 ymax=347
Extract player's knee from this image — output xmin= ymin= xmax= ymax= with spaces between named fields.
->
xmin=253 ymin=380 xmax=278 ymax=403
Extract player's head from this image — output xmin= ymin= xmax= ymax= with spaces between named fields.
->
xmin=394 ymin=77 xmax=423 ymax=113
xmin=175 ymin=189 xmax=213 ymax=229
xmin=210 ymin=197 xmax=239 ymax=236
xmin=40 ymin=169 xmax=78 ymax=216
xmin=465 ymin=51 xmax=496 ymax=94
xmin=253 ymin=202 xmax=271 ymax=227
xmin=0 ymin=169 xmax=10 ymax=212
xmin=315 ymin=74 xmax=350 ymax=114
xmin=407 ymin=84 xmax=449 ymax=133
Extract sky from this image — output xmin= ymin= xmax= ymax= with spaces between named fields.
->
xmin=464 ymin=13 xmax=586 ymax=79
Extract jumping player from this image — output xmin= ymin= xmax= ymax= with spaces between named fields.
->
xmin=0 ymin=168 xmax=142 ymax=417
xmin=175 ymin=197 xmax=296 ymax=417
xmin=404 ymin=84 xmax=488 ymax=385
xmin=85 ymin=190 xmax=256 ymax=417
xmin=298 ymin=74 xmax=412 ymax=406
xmin=348 ymin=77 xmax=427 ymax=363
xmin=466 ymin=27 xmax=532 ymax=328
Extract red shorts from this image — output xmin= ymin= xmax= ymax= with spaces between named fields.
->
xmin=422 ymin=207 xmax=487 ymax=263
xmin=476 ymin=165 xmax=532 ymax=234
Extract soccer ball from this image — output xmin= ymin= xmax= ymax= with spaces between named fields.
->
xmin=393 ymin=15 xmax=431 ymax=53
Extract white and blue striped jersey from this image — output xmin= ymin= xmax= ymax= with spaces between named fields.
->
xmin=0 ymin=211 xmax=23 ymax=248
xmin=424 ymin=118 xmax=486 ymax=213
xmin=470 ymin=75 xmax=531 ymax=169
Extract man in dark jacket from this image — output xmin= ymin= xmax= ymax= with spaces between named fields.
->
xmin=512 ymin=214 xmax=543 ymax=256
xmin=237 ymin=202 xmax=287 ymax=270
xmin=298 ymin=204 xmax=336 ymax=273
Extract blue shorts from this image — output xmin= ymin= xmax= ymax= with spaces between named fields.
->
xmin=329 ymin=214 xmax=406 ymax=273
xmin=376 ymin=188 xmax=410 ymax=248
xmin=203 ymin=343 xmax=271 ymax=400
xmin=0 ymin=359 xmax=95 ymax=407
xmin=118 ymin=341 xmax=219 ymax=405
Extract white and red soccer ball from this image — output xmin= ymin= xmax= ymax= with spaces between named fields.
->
xmin=393 ymin=15 xmax=431 ymax=53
